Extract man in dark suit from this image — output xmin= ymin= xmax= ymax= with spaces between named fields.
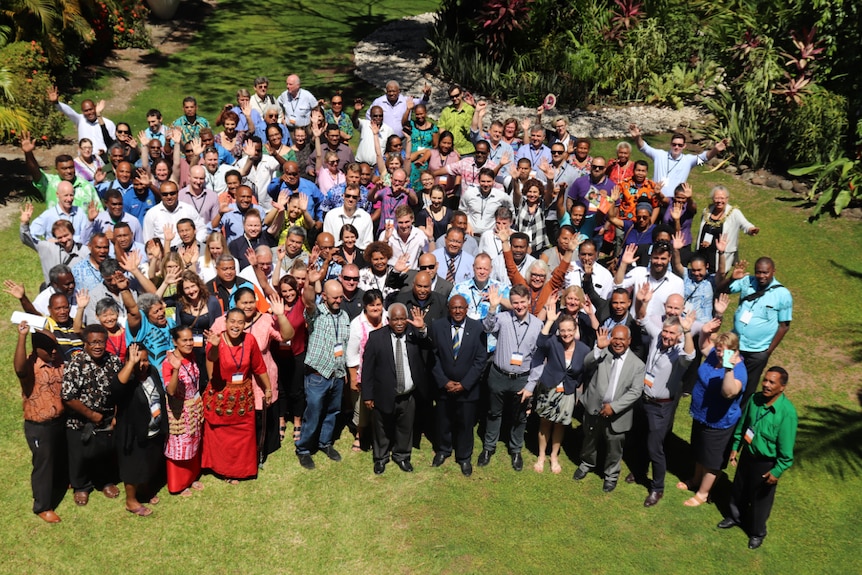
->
xmin=428 ymin=295 xmax=488 ymax=476
xmin=583 ymin=284 xmax=647 ymax=361
xmin=573 ymin=325 xmax=645 ymax=492
xmin=361 ymin=303 xmax=428 ymax=474
xmin=402 ymin=253 xmax=454 ymax=298
xmin=393 ymin=271 xmax=448 ymax=325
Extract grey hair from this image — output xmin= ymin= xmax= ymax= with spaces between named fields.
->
xmin=95 ymin=297 xmax=120 ymax=316
xmin=616 ymin=141 xmax=632 ymax=152
xmin=710 ymin=185 xmax=730 ymax=201
xmin=137 ymin=293 xmax=164 ymax=317
xmin=529 ymin=260 xmax=550 ymax=276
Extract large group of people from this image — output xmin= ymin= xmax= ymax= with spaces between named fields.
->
xmin=10 ymin=76 xmax=797 ymax=549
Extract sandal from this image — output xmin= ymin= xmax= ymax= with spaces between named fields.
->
xmin=684 ymin=493 xmax=708 ymax=507
xmin=224 ymin=478 xmax=239 ymax=486
xmin=293 ymin=426 xmax=302 ymax=443
xmin=279 ymin=425 xmax=287 ymax=442
xmin=351 ymin=438 xmax=362 ymax=453
xmin=149 ymin=496 xmax=160 ymax=505
xmin=550 ymin=460 xmax=562 ymax=475
xmin=74 ymin=491 xmax=89 ymax=506
xmin=191 ymin=481 xmax=204 ymax=491
xmin=126 ymin=505 xmax=153 ymax=517
xmin=179 ymin=488 xmax=193 ymax=498
xmin=533 ymin=458 xmax=545 ymax=473
xmin=676 ymin=480 xmax=693 ymax=491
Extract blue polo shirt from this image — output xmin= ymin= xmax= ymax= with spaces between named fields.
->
xmin=730 ymin=276 xmax=793 ymax=352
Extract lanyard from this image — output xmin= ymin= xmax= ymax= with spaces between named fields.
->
xmin=225 ymin=335 xmax=246 ymax=372
xmin=510 ymin=313 xmax=529 ymax=351
xmin=330 ymin=312 xmax=341 ymax=341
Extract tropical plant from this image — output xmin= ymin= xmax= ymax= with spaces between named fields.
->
xmin=475 ymin=0 xmax=533 ymax=62
xmin=0 ymin=67 xmax=30 ymax=136
xmin=788 ymin=156 xmax=861 ymax=219
xmin=0 ymin=0 xmax=96 ymax=66
xmin=0 ymin=41 xmax=65 ymax=144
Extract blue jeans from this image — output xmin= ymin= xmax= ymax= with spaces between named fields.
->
xmin=296 ymin=372 xmax=343 ymax=456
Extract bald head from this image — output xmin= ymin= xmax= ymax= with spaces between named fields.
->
xmin=413 ymin=271 xmax=433 ymax=300
xmin=664 ymin=294 xmax=685 ymax=317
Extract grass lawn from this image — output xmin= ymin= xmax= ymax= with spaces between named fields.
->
xmin=2 ymin=1 xmax=861 ymax=573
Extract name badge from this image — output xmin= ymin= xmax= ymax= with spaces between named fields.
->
xmin=739 ymin=310 xmax=753 ymax=324
xmin=149 ymin=402 xmax=161 ymax=420
xmin=193 ymin=334 xmax=204 ymax=348
xmin=702 ymin=232 xmax=714 ymax=244
xmin=231 ymin=372 xmax=244 ymax=384
xmin=510 ymin=352 xmax=523 ymax=366
xmin=333 ymin=343 xmax=344 ymax=358
xmin=644 ymin=371 xmax=655 ymax=388
xmin=744 ymin=427 xmax=755 ymax=444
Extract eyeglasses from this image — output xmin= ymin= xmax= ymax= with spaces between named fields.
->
xmin=327 ymin=160 xmax=339 ymax=165
xmin=371 ymin=113 xmax=383 ymax=118
xmin=331 ymin=100 xmax=343 ymax=105
xmin=671 ymin=143 xmax=685 ymax=148
xmin=591 ymin=165 xmax=606 ymax=170
xmin=162 ymin=191 xmax=178 ymax=197
xmin=341 ymin=276 xmax=359 ymax=282
xmin=419 ymin=264 xmax=435 ymax=270
xmin=529 ymin=273 xmax=547 ymax=279
xmin=551 ymin=150 xmax=565 ymax=155
xmin=344 ymin=194 xmax=359 ymax=199
xmin=636 ymin=214 xmax=650 ymax=220
xmin=449 ymin=93 xmax=461 ymax=99
xmin=116 ymin=130 xmax=130 ymax=135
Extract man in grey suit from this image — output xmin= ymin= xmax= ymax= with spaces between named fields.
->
xmin=573 ymin=325 xmax=645 ymax=492
xmin=403 ymin=252 xmax=453 ymax=297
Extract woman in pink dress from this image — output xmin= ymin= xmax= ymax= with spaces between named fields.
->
xmin=162 ymin=326 xmax=204 ymax=496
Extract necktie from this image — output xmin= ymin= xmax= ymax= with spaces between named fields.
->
xmin=446 ymin=257 xmax=456 ymax=283
xmin=395 ymin=336 xmax=405 ymax=394
xmin=452 ymin=325 xmax=461 ymax=359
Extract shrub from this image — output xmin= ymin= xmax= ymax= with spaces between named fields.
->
xmin=778 ymin=85 xmax=847 ymax=166
xmin=0 ymin=42 xmax=66 ymax=144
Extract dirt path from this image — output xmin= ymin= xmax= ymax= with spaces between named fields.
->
xmin=0 ymin=0 xmax=214 ymax=223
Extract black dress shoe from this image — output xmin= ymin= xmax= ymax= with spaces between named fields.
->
xmin=374 ymin=460 xmax=386 ymax=475
xmin=396 ymin=459 xmax=414 ymax=473
xmin=511 ymin=453 xmax=523 ymax=471
xmin=643 ymin=491 xmax=663 ymax=507
xmin=477 ymin=450 xmax=492 ymax=467
xmin=297 ymin=454 xmax=315 ymax=470
xmin=717 ymin=518 xmax=738 ymax=529
xmin=748 ymin=535 xmax=765 ymax=549
xmin=322 ymin=445 xmax=342 ymax=462
xmin=624 ymin=472 xmax=637 ymax=484
xmin=573 ymin=468 xmax=588 ymax=481
xmin=459 ymin=461 xmax=473 ymax=477
xmin=603 ymin=479 xmax=617 ymax=492
xmin=431 ymin=452 xmax=448 ymax=467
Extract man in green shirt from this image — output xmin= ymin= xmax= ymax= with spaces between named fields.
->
xmin=438 ymin=85 xmax=475 ymax=156
xmin=718 ymin=366 xmax=798 ymax=549
xmin=21 ymin=131 xmax=100 ymax=210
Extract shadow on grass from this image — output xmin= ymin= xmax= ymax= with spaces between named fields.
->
xmin=795 ymin=402 xmax=862 ymax=479
xmin=0 ymin=158 xmax=34 ymax=204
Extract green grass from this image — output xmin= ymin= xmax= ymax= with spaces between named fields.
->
xmin=2 ymin=1 xmax=862 ymax=573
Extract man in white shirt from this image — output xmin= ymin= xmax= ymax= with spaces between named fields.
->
xmin=276 ymin=74 xmax=318 ymax=128
xmin=353 ymin=104 xmax=394 ymax=165
xmin=565 ymin=239 xmax=615 ymax=300
xmin=323 ymin=183 xmax=374 ymax=248
xmin=48 ymin=86 xmax=115 ymax=153
xmin=142 ymin=181 xmax=206 ymax=248
xmin=459 ymin=168 xmax=513 ymax=236
xmin=236 ymin=136 xmax=280 ymax=210
xmin=614 ymin=241 xmax=684 ymax=318
xmin=385 ymin=205 xmax=428 ymax=270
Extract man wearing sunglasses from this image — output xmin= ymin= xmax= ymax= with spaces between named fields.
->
xmin=353 ymin=104 xmax=394 ymax=166
xmin=438 ymin=85 xmax=475 ymax=156
xmin=629 ymin=123 xmax=728 ymax=201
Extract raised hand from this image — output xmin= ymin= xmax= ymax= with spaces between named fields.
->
xmin=714 ymin=292 xmax=730 ymax=316
xmin=731 ymin=260 xmax=748 ymax=280
xmin=714 ymin=138 xmax=729 ymax=153
xmin=610 ymin=186 xmax=621 ymax=203
xmin=3 ymin=279 xmax=25 ymax=300
xmin=20 ymin=202 xmax=34 ymax=224
xmin=539 ymin=158 xmax=553 ymax=178
xmin=164 ymin=268 xmax=181 ymax=285
xmin=499 ymin=152 xmax=511 ymax=166
xmin=118 ymin=249 xmax=142 ymax=274
xmin=167 ymin=349 xmax=183 ymax=370
xmin=137 ymin=130 xmax=150 ymax=149
xmin=127 ymin=343 xmax=142 ymax=366
xmin=113 ymin=271 xmax=130 ymax=291
xmin=20 ymin=131 xmax=35 ymax=154
xmin=88 ymin=200 xmax=100 ymax=222
xmin=671 ymin=202 xmax=682 ymax=221
xmin=636 ymin=281 xmax=652 ymax=303
xmin=245 ymin=247 xmax=258 ymax=268
xmin=680 ymin=309 xmax=696 ymax=332
xmin=95 ymin=100 xmax=106 ymax=116
xmin=135 ymin=168 xmax=151 ymax=186
xmin=596 ymin=327 xmax=611 ymax=349
xmin=18 ymin=320 xmax=30 ymax=335
xmin=701 ymin=317 xmax=722 ymax=335
xmin=46 ymin=86 xmax=59 ymax=103
xmin=242 ymin=140 xmax=256 ymax=157
xmin=422 ymin=82 xmax=432 ymax=97
xmin=620 ymin=243 xmax=639 ymax=266
xmin=628 ymin=123 xmax=640 ymax=138
xmin=162 ymin=224 xmax=175 ymax=246
xmin=520 ymin=117 xmax=531 ymax=135
xmin=681 ymin=182 xmax=693 ymax=199
xmin=545 ymin=298 xmax=560 ymax=324
xmin=76 ymin=288 xmax=90 ymax=310
xmin=716 ymin=233 xmax=728 ymax=254
xmin=203 ymin=329 xmax=221 ymax=347
xmin=267 ymin=291 xmax=285 ymax=316
xmin=672 ymin=231 xmax=685 ymax=251
xmin=170 ymin=127 xmax=182 ymax=143
xmin=298 ymin=192 xmax=308 ymax=210
xmin=191 ymin=137 xmax=204 ymax=156
xmin=406 ymin=305 xmax=426 ymax=330
xmin=487 ymin=285 xmax=502 ymax=309
xmin=354 ymin=98 xmax=363 ymax=112
xmin=179 ymin=242 xmax=199 ymax=266
xmin=393 ymin=252 xmax=410 ymax=273
xmin=94 ymin=168 xmax=107 ymax=184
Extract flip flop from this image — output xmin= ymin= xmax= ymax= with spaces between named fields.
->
xmin=533 ymin=458 xmax=545 ymax=473
xmin=149 ymin=496 xmax=160 ymax=505
xmin=224 ymin=478 xmax=239 ymax=486
xmin=191 ymin=481 xmax=204 ymax=491
xmin=74 ymin=491 xmax=89 ymax=506
xmin=279 ymin=425 xmax=287 ymax=441
xmin=676 ymin=480 xmax=693 ymax=491
xmin=684 ymin=493 xmax=708 ymax=507
xmin=126 ymin=506 xmax=153 ymax=517
xmin=550 ymin=460 xmax=562 ymax=474
xmin=351 ymin=439 xmax=362 ymax=453
xmin=293 ymin=426 xmax=302 ymax=443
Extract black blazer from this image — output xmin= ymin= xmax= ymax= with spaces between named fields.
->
xmin=428 ymin=316 xmax=488 ymax=402
xmin=530 ymin=333 xmax=591 ymax=395
xmin=111 ymin=365 xmax=167 ymax=452
xmin=392 ymin=290 xmax=449 ymax=326
xmin=361 ymin=326 xmax=429 ymax=413
xmin=403 ymin=270 xmax=454 ymax=298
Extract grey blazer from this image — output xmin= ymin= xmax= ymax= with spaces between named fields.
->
xmin=581 ymin=348 xmax=645 ymax=433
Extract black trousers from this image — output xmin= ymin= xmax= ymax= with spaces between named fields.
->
xmin=729 ymin=449 xmax=779 ymax=537
xmin=741 ymin=350 xmax=771 ymax=406
xmin=435 ymin=396 xmax=478 ymax=463
xmin=629 ymin=398 xmax=677 ymax=491
xmin=66 ymin=427 xmax=118 ymax=493
xmin=371 ymin=394 xmax=415 ymax=464
xmin=24 ymin=419 xmax=67 ymax=514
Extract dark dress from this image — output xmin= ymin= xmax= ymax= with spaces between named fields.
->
xmin=112 ymin=365 xmax=167 ymax=486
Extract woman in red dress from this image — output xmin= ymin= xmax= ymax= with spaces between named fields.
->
xmin=202 ymin=308 xmax=273 ymax=483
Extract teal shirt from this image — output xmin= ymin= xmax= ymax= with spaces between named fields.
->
xmin=732 ymin=392 xmax=798 ymax=478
